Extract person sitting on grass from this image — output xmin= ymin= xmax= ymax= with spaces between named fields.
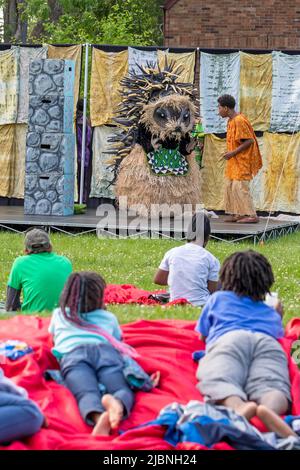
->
xmin=48 ymin=271 xmax=160 ymax=436
xmin=6 ymin=228 xmax=72 ymax=313
xmin=195 ymin=250 xmax=296 ymax=438
xmin=0 ymin=367 xmax=44 ymax=444
xmin=154 ymin=212 xmax=220 ymax=306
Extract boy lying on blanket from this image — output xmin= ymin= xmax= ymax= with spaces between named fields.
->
xmin=195 ymin=250 xmax=296 ymax=438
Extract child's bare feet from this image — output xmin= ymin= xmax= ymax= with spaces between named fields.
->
xmin=256 ymin=405 xmax=297 ymax=438
xmin=235 ymin=401 xmax=257 ymax=420
xmin=91 ymin=411 xmax=111 ymax=436
xmin=102 ymin=394 xmax=124 ymax=430
xmin=151 ymin=371 xmax=160 ymax=388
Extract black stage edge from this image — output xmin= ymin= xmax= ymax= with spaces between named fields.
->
xmin=0 ymin=206 xmax=298 ymax=243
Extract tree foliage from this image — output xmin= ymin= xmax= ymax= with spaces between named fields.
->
xmin=1 ymin=0 xmax=163 ymax=45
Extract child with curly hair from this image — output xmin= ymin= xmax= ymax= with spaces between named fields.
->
xmin=196 ymin=250 xmax=296 ymax=438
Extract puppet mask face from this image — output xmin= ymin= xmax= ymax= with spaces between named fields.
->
xmin=140 ymin=94 xmax=196 ymax=143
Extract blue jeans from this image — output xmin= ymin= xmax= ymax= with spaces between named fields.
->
xmin=0 ymin=391 xmax=44 ymax=443
xmin=60 ymin=343 xmax=135 ymax=425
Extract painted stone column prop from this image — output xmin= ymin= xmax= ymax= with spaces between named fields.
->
xmin=24 ymin=59 xmax=75 ymax=216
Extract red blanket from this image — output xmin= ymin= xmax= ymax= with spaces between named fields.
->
xmin=0 ymin=316 xmax=299 ymax=450
xmin=104 ymin=284 xmax=188 ymax=306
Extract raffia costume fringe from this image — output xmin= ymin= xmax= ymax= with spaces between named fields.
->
xmin=115 ymin=144 xmax=202 ymax=217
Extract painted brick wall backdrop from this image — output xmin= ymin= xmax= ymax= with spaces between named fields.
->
xmin=163 ymin=0 xmax=300 ymax=49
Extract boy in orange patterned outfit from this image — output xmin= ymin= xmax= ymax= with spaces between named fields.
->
xmin=218 ymin=95 xmax=262 ymax=223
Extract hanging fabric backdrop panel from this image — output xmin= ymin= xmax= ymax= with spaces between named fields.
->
xmin=0 ymin=43 xmax=300 ymax=213
xmin=89 ymin=46 xmax=196 ymax=199
xmin=198 ymin=50 xmax=300 ymax=213
xmin=200 ymin=52 xmax=240 ymax=134
xmin=200 ymin=133 xmax=300 ymax=213
xmin=89 ymin=47 xmax=300 ymax=212
xmin=0 ymin=44 xmax=82 ymax=199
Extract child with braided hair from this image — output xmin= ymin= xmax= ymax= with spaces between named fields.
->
xmin=195 ymin=250 xmax=296 ymax=438
xmin=48 ymin=271 xmax=159 ymax=436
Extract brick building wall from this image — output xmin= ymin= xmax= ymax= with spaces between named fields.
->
xmin=164 ymin=0 xmax=300 ymax=49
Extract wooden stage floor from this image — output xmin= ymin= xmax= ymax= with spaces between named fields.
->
xmin=0 ymin=206 xmax=298 ymax=243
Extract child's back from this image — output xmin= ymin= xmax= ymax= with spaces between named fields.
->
xmin=196 ymin=290 xmax=284 ymax=346
xmin=154 ymin=212 xmax=220 ymax=306
xmin=49 ymin=307 xmax=122 ymax=360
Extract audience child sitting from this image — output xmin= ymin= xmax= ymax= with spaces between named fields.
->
xmin=154 ymin=212 xmax=220 ymax=306
xmin=0 ymin=367 xmax=44 ymax=443
xmin=195 ymin=250 xmax=296 ymax=438
xmin=49 ymin=271 xmax=159 ymax=436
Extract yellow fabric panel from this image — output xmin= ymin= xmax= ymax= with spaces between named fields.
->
xmin=0 ymin=49 xmax=19 ymax=125
xmin=201 ymin=134 xmax=227 ymax=210
xmin=240 ymin=53 xmax=272 ymax=131
xmin=0 ymin=125 xmax=15 ymax=196
xmin=262 ymin=132 xmax=300 ymax=213
xmin=47 ymin=44 xmax=82 ymax=118
xmin=10 ymin=124 xmax=27 ymax=199
xmin=0 ymin=124 xmax=28 ymax=198
xmin=158 ymin=50 xmax=196 ymax=84
xmin=201 ymin=133 xmax=300 ymax=213
xmin=90 ymin=48 xmax=128 ymax=127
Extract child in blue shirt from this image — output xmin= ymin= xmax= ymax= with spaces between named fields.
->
xmin=49 ymin=271 xmax=159 ymax=436
xmin=195 ymin=250 xmax=296 ymax=438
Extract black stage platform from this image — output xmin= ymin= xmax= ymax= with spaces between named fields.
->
xmin=0 ymin=206 xmax=298 ymax=243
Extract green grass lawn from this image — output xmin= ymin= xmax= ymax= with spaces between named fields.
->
xmin=0 ymin=230 xmax=299 ymax=325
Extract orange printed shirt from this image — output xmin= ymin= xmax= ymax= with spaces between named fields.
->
xmin=225 ymin=113 xmax=262 ymax=181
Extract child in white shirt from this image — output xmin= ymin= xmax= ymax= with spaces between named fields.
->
xmin=154 ymin=212 xmax=220 ymax=306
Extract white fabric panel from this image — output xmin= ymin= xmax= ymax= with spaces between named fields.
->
xmin=90 ymin=125 xmax=122 ymax=199
xmin=12 ymin=46 xmax=48 ymax=123
xmin=200 ymin=52 xmax=240 ymax=133
xmin=270 ymin=51 xmax=300 ymax=132
xmin=128 ymin=47 xmax=157 ymax=74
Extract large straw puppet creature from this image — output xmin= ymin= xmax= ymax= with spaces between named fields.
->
xmin=110 ymin=62 xmax=202 ymax=217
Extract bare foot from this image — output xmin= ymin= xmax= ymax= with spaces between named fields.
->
xmin=236 ymin=217 xmax=259 ymax=224
xmin=225 ymin=215 xmax=244 ymax=223
xmin=257 ymin=405 xmax=297 ymax=438
xmin=235 ymin=401 xmax=257 ymax=421
xmin=102 ymin=394 xmax=124 ymax=430
xmin=150 ymin=371 xmax=160 ymax=388
xmin=91 ymin=411 xmax=111 ymax=436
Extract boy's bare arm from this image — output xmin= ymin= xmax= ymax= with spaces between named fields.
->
xmin=223 ymin=138 xmax=254 ymax=160
xmin=276 ymin=301 xmax=284 ymax=318
xmin=6 ymin=286 xmax=21 ymax=311
xmin=153 ymin=269 xmax=169 ymax=286
xmin=199 ymin=333 xmax=207 ymax=343
xmin=207 ymin=280 xmax=218 ymax=294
